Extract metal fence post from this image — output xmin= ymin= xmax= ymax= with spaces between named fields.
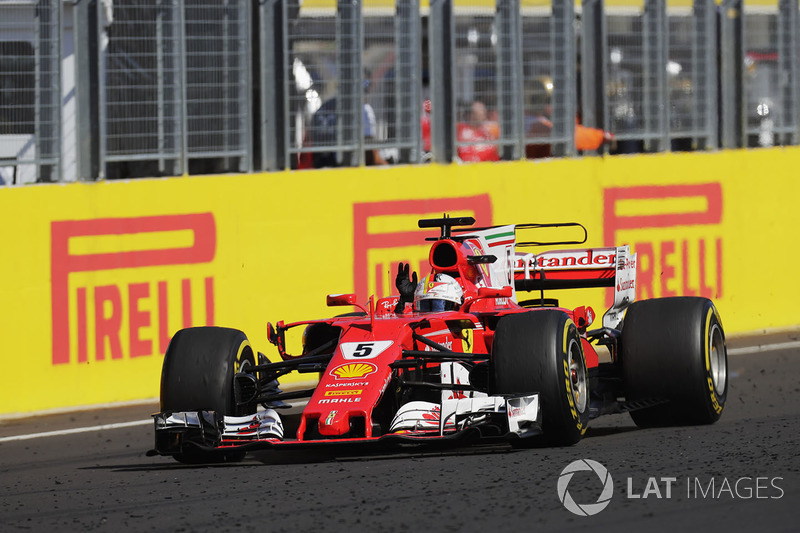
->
xmin=551 ymin=0 xmax=576 ymax=157
xmin=691 ymin=0 xmax=718 ymax=150
xmin=241 ymin=0 xmax=253 ymax=172
xmin=719 ymin=0 xmax=743 ymax=149
xmin=94 ymin=0 xmax=105 ymax=179
xmin=496 ymin=0 xmax=524 ymax=160
xmin=779 ymin=0 xmax=799 ymax=146
xmin=93 ymin=2 xmax=106 ymax=178
xmin=75 ymin=0 xmax=99 ymax=180
xmin=580 ymin=0 xmax=607 ymax=139
xmin=395 ymin=0 xmax=422 ymax=164
xmin=177 ymin=0 xmax=188 ymax=175
xmin=643 ymin=0 xmax=668 ymax=152
xmin=170 ymin=0 xmax=182 ymax=175
xmin=429 ymin=0 xmax=454 ymax=163
xmin=259 ymin=0 xmax=286 ymax=171
xmin=337 ymin=0 xmax=362 ymax=167
xmin=34 ymin=0 xmax=62 ymax=182
xmin=156 ymin=0 xmax=166 ymax=174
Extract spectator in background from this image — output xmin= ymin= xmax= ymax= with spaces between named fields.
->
xmin=421 ymin=98 xmax=432 ymax=158
xmin=308 ymin=90 xmax=387 ymax=168
xmin=525 ymin=77 xmax=614 ymax=158
xmin=456 ymin=100 xmax=500 ymax=162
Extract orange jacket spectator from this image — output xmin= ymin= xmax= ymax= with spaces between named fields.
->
xmin=526 ymin=116 xmax=614 ymax=158
xmin=575 ymin=122 xmax=614 ymax=150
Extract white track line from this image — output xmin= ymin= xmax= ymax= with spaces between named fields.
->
xmin=1 ymin=342 xmax=797 ymax=444
xmin=0 ymin=419 xmax=151 ymax=443
xmin=728 ymin=340 xmax=800 ymax=356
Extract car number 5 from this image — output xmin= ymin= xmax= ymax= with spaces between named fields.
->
xmin=340 ymin=341 xmax=393 ymax=360
xmin=353 ymin=343 xmax=373 ymax=358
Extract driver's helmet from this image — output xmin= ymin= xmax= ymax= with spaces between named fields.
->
xmin=414 ymin=273 xmax=464 ymax=312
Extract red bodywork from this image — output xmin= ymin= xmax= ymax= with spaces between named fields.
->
xmin=239 ymin=229 xmax=612 ymax=445
xmin=154 ymin=218 xmax=634 ymax=456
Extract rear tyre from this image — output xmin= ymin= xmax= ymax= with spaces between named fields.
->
xmin=621 ymin=297 xmax=727 ymax=427
xmin=491 ymin=310 xmax=589 ymax=446
xmin=160 ymin=327 xmax=255 ymax=463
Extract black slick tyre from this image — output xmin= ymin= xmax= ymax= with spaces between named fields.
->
xmin=160 ymin=327 xmax=255 ymax=463
xmin=621 ymin=297 xmax=727 ymax=427
xmin=491 ymin=310 xmax=589 ymax=446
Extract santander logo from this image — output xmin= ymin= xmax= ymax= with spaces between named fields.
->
xmin=618 ymin=279 xmax=635 ymax=291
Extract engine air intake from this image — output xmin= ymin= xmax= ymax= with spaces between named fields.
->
xmin=430 ymin=241 xmax=460 ymax=270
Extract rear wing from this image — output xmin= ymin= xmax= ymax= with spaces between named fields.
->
xmin=453 ymin=222 xmax=589 ymax=300
xmin=514 ymin=245 xmax=637 ymax=329
xmin=446 ymin=219 xmax=636 ymax=329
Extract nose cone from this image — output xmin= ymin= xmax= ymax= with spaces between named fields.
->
xmin=318 ymin=409 xmax=351 ymax=436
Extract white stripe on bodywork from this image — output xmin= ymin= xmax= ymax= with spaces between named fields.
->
xmin=422 ymin=329 xmax=454 ymax=338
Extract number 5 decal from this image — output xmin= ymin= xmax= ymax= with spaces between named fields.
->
xmin=340 ymin=341 xmax=393 ymax=360
xmin=353 ymin=343 xmax=373 ymax=357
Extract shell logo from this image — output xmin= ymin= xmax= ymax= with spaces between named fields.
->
xmin=330 ymin=362 xmax=377 ymax=380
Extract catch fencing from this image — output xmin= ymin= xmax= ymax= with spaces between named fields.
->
xmin=0 ymin=0 xmax=797 ymax=183
xmin=0 ymin=0 xmax=60 ymax=184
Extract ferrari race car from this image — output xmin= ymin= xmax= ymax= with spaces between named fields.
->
xmin=150 ymin=216 xmax=728 ymax=463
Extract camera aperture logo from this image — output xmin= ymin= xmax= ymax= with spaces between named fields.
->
xmin=557 ymin=459 xmax=614 ymax=516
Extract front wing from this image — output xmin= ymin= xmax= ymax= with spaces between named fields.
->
xmin=150 ymin=393 xmax=540 ymax=457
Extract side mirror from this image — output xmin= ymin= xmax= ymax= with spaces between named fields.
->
xmin=266 ymin=322 xmax=278 ymax=344
xmin=327 ymin=293 xmax=359 ymax=307
xmin=477 ymin=286 xmax=512 ymax=299
xmin=327 ymin=293 xmax=370 ymax=315
xmin=266 ymin=321 xmax=287 ymax=359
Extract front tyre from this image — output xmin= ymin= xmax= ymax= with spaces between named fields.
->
xmin=621 ymin=297 xmax=727 ymax=427
xmin=160 ymin=327 xmax=255 ymax=463
xmin=491 ymin=310 xmax=589 ymax=446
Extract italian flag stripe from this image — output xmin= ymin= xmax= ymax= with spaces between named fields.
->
xmin=488 ymin=239 xmax=515 ymax=247
xmin=485 ymin=230 xmax=515 ymax=242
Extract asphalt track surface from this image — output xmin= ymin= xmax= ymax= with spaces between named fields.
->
xmin=1 ymin=331 xmax=798 ymax=532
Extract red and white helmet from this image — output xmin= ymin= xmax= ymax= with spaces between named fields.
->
xmin=414 ymin=273 xmax=464 ymax=312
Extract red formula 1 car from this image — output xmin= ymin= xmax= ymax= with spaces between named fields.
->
xmin=150 ymin=216 xmax=728 ymax=463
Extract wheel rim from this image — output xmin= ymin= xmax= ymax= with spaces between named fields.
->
xmin=567 ymin=338 xmax=587 ymax=413
xmin=237 ymin=358 xmax=251 ymax=373
xmin=708 ymin=323 xmax=727 ymax=395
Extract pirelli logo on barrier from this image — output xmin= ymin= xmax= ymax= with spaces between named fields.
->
xmin=604 ymin=183 xmax=723 ymax=303
xmin=50 ymin=213 xmax=216 ymax=365
xmin=352 ymin=195 xmax=493 ymax=300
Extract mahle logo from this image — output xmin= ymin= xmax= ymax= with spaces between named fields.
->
xmin=557 ymin=459 xmax=614 ymax=516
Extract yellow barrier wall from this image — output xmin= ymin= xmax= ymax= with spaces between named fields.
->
xmin=1 ymin=147 xmax=798 ymax=415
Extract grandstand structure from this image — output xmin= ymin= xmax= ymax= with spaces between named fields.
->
xmin=0 ymin=0 xmax=797 ymax=183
